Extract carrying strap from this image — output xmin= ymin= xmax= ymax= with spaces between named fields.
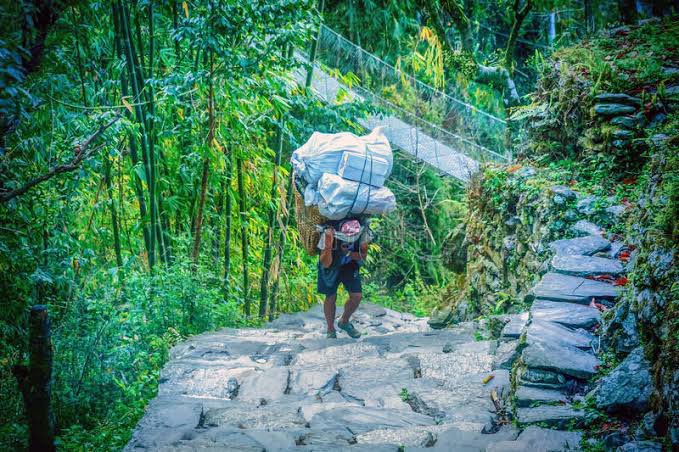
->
xmin=348 ymin=148 xmax=374 ymax=215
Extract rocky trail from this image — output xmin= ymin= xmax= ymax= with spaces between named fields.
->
xmin=125 ymin=218 xmax=640 ymax=451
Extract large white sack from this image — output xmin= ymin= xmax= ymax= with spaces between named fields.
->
xmin=291 ymin=127 xmax=392 ymax=186
xmin=338 ymin=151 xmax=389 ymax=187
xmin=317 ymin=173 xmax=396 ymax=220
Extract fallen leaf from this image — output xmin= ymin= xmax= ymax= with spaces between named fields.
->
xmin=613 ymin=277 xmax=629 ymax=286
xmin=482 ymin=375 xmax=494 ymax=384
xmin=589 ymin=299 xmax=609 ymax=312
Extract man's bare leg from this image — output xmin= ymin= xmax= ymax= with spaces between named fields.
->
xmin=340 ymin=292 xmax=362 ymax=324
xmin=324 ymin=294 xmax=337 ymax=332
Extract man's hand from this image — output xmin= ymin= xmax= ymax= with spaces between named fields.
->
xmin=350 ymin=242 xmax=369 ymax=262
xmin=320 ymin=227 xmax=334 ymax=268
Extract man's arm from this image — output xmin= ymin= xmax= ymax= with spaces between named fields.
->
xmin=320 ymin=227 xmax=334 ymax=268
xmin=350 ymin=241 xmax=369 ymax=261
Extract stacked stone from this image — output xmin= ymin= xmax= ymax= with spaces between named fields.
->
xmin=505 ymin=223 xmax=625 ymax=429
xmin=592 ymin=93 xmax=644 ymax=152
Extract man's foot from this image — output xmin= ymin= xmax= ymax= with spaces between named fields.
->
xmin=338 ymin=321 xmax=361 ymax=338
xmin=326 ymin=330 xmax=337 ymax=339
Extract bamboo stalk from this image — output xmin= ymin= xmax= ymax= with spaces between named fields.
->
xmin=259 ymin=121 xmax=284 ymax=318
xmin=223 ymin=150 xmax=233 ymax=303
xmin=112 ymin=1 xmax=153 ymax=266
xmin=237 ymin=158 xmax=250 ymax=316
xmin=269 ymin=172 xmax=295 ymax=320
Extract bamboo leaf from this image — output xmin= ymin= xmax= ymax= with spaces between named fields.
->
xmin=122 ymin=97 xmax=134 ymax=114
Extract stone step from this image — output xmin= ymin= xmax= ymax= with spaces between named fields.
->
xmin=521 ymin=341 xmax=600 ymax=379
xmin=571 ymin=219 xmax=604 ymax=237
xmin=492 ymin=340 xmax=520 ymax=370
xmin=530 ymin=272 xmax=620 ymax=304
xmin=551 ymin=254 xmax=624 ymax=277
xmin=526 ymin=320 xmax=595 ymax=350
xmin=515 ymin=404 xmax=586 ymax=428
xmin=515 ymin=386 xmax=568 ymax=408
xmin=485 ymin=426 xmax=582 ymax=452
xmin=516 ymin=367 xmax=568 ymax=390
xmin=530 ymin=299 xmax=601 ymax=329
xmin=407 ymin=425 xmax=519 ymax=452
xmin=549 ymin=235 xmax=611 ymax=256
xmin=500 ymin=312 xmax=529 ymax=340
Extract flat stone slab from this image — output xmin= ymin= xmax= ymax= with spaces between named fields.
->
xmin=500 ymin=312 xmax=529 ymax=339
xmin=551 ymin=255 xmax=624 ymax=277
xmin=549 ymin=235 xmax=611 ymax=256
xmin=531 ymin=299 xmax=601 ymax=329
xmin=492 ymin=340 xmax=520 ymax=370
xmin=526 ymin=320 xmax=594 ymax=350
xmin=515 ymin=385 xmax=568 ymax=407
xmin=516 ymin=405 xmax=586 ymax=428
xmin=522 ymin=341 xmax=600 ymax=379
xmin=238 ymin=367 xmax=290 ymax=402
xmin=409 ymin=425 xmax=518 ymax=452
xmin=571 ymin=219 xmax=604 ymax=236
xmin=530 ymin=272 xmax=620 ymax=304
xmin=486 ymin=426 xmax=582 ymax=452
xmin=616 ymin=440 xmax=663 ymax=451
xmin=309 ymin=406 xmax=435 ymax=436
xmin=517 ymin=367 xmax=567 ymax=390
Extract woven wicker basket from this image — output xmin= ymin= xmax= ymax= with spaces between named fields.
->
xmin=293 ymin=182 xmax=327 ymax=256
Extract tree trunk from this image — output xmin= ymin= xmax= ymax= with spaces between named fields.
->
xmin=618 ymin=0 xmax=637 ymax=24
xmin=237 ymin=158 xmax=250 ymax=315
xmin=427 ymin=0 xmax=520 ymax=106
xmin=191 ymin=9 xmax=216 ymax=267
xmin=584 ymin=0 xmax=596 ymax=33
xmin=103 ymin=153 xmax=124 ymax=271
xmin=504 ymin=0 xmax=533 ymax=74
xmin=191 ymin=159 xmax=210 ymax=266
xmin=117 ymin=0 xmax=157 ymax=269
xmin=223 ymin=151 xmax=233 ymax=302
xmin=112 ymin=1 xmax=153 ymax=266
xmin=269 ymin=172 xmax=295 ymax=320
xmin=212 ymin=181 xmax=224 ymax=264
xmin=259 ymin=123 xmax=284 ymax=318
xmin=71 ymin=6 xmax=88 ymax=107
xmin=305 ymin=0 xmax=325 ymax=88
xmin=13 ymin=306 xmax=55 ymax=452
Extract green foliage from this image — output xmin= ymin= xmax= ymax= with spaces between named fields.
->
xmin=368 ymin=156 xmax=468 ymax=289
xmin=399 ymin=387 xmax=410 ymax=401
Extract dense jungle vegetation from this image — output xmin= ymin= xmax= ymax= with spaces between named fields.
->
xmin=0 ymin=0 xmax=676 ymax=449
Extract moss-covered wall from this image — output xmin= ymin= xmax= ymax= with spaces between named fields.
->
xmin=431 ymin=17 xmax=678 ymax=446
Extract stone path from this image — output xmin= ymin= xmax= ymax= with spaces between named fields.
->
xmin=125 ymin=214 xmax=631 ymax=451
xmin=502 ymin=225 xmax=626 ymax=431
xmin=125 ymin=303 xmax=584 ymax=451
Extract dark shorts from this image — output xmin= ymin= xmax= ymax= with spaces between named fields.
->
xmin=317 ymin=262 xmax=362 ymax=295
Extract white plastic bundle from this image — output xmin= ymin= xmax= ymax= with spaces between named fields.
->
xmin=316 ymin=173 xmax=396 ymax=220
xmin=337 ymin=151 xmax=389 ymax=187
xmin=291 ymin=127 xmax=392 ymax=186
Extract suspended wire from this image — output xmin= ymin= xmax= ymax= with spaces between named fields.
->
xmin=319 ymin=25 xmax=507 ymax=125
xmin=475 ymin=22 xmax=552 ymax=50
xmin=296 ymin=25 xmax=515 ymax=182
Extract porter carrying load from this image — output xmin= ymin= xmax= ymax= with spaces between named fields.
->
xmin=291 ymin=127 xmax=396 ymax=254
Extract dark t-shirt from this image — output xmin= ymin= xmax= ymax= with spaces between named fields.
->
xmin=317 ymin=238 xmax=362 ymax=294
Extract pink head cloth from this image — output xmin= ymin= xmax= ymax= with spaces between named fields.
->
xmin=340 ymin=219 xmax=361 ymax=236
